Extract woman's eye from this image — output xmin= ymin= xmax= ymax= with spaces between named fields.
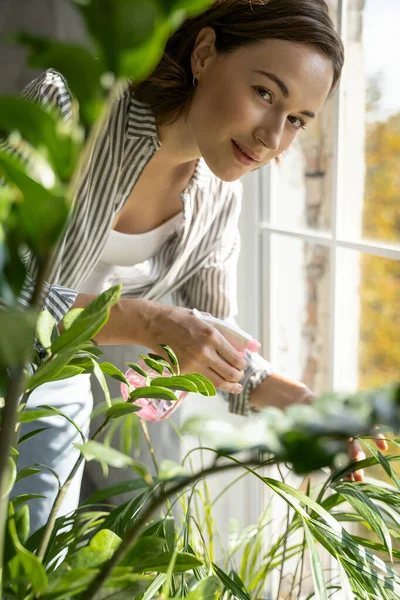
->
xmin=256 ymin=87 xmax=273 ymax=102
xmin=288 ymin=115 xmax=307 ymax=130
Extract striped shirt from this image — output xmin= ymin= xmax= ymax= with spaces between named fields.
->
xmin=18 ymin=69 xmax=272 ymax=415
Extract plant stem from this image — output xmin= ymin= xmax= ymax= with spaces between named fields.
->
xmin=139 ymin=420 xmax=172 ymax=514
xmin=275 ymin=465 xmax=290 ymax=600
xmin=0 ymin=262 xmax=47 ymax=595
xmin=83 ymin=457 xmax=265 ymax=600
xmin=36 ymin=417 xmax=110 ymax=561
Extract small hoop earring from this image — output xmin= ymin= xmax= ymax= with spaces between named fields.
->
xmin=192 ymin=73 xmax=198 ymax=88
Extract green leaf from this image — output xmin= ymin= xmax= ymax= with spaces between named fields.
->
xmin=45 ymin=364 xmax=85 ymax=382
xmin=186 ymin=373 xmax=216 ymax=396
xmin=43 ymin=568 xmax=99 ymax=598
xmin=334 ymin=483 xmax=393 ymax=560
xmin=13 ymin=504 xmax=30 ymax=545
xmin=212 ymin=563 xmax=250 ymax=600
xmin=19 ymin=404 xmax=85 ymax=443
xmin=82 ymin=477 xmax=149 ymax=505
xmin=16 ymin=466 xmax=41 ymax=482
xmin=128 ymin=386 xmax=179 ymax=403
xmin=0 ymin=150 xmax=69 ymax=257
xmin=106 ymin=403 xmax=141 ymax=420
xmin=2 ymin=457 xmax=17 ymax=498
xmin=36 ymin=310 xmax=56 ymax=349
xmin=363 ymin=439 xmax=400 ymax=491
xmin=71 ymin=529 xmax=121 ymax=569
xmin=0 ymin=309 xmax=37 ymax=367
xmin=122 ymin=537 xmax=202 ymax=573
xmin=164 ymin=516 xmax=175 ymax=554
xmin=126 ymin=362 xmax=150 ymax=380
xmin=185 ymin=576 xmax=222 ymax=600
xmin=75 ymin=440 xmax=151 ymax=479
xmin=160 ymin=344 xmax=179 ymax=369
xmin=18 ymin=407 xmax=58 ymax=423
xmin=8 ymin=504 xmax=48 ymax=593
xmin=141 ymin=574 xmax=168 ymax=600
xmin=148 ymin=353 xmax=175 ymax=375
xmin=92 ymin=359 xmax=111 ymax=407
xmin=74 ymin=0 xmax=162 ymax=74
xmin=17 ymin=35 xmax=104 ymax=126
xmin=0 ymin=96 xmax=78 ymax=180
xmin=62 ymin=308 xmax=84 ymax=330
xmin=302 ymin=518 xmax=328 ymax=600
xmin=51 ymin=284 xmax=121 ymax=354
xmin=119 ymin=21 xmax=170 ymax=80
xmin=158 ymin=459 xmax=187 ymax=481
xmin=150 ymin=376 xmax=198 ymax=393
xmin=25 ymin=348 xmax=76 ymax=391
xmin=100 ymin=361 xmax=129 ymax=385
xmin=138 ymin=354 xmax=164 ymax=375
xmin=182 ymin=374 xmax=209 ymax=395
xmin=12 ymin=493 xmax=46 ymax=509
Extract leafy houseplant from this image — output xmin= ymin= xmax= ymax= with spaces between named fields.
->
xmin=0 ymin=1 xmax=400 ymax=598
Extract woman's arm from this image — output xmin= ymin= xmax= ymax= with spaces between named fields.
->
xmin=71 ymin=293 xmax=247 ymax=395
xmin=249 ymin=371 xmax=313 ymax=411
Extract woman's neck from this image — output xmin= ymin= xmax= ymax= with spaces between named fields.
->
xmin=155 ymin=112 xmax=201 ymax=168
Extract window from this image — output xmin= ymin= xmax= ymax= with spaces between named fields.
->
xmin=236 ymin=1 xmax=400 ymax=596
xmin=255 ymin=0 xmax=400 ymax=398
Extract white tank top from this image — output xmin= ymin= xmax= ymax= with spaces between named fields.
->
xmin=80 ymin=212 xmax=184 ymax=294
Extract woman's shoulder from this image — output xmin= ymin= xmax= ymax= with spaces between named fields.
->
xmin=22 ymin=69 xmax=73 ymax=122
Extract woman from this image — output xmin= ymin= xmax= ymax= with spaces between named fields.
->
xmin=13 ymin=0 xmax=385 ymax=533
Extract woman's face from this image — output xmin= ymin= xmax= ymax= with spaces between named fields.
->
xmin=188 ymin=30 xmax=335 ymax=182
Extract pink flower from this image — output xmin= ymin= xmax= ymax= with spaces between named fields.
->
xmin=120 ymin=359 xmax=188 ymax=422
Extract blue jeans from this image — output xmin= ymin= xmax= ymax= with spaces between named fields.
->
xmin=11 ymin=375 xmax=93 ymax=534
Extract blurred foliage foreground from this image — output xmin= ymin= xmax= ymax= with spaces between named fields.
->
xmin=0 ymin=1 xmax=400 ymax=598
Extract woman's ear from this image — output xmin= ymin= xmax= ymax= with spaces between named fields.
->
xmin=191 ymin=27 xmax=217 ymax=81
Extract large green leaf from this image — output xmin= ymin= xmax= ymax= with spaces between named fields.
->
xmin=302 ymin=518 xmax=328 ymax=600
xmin=128 ymin=385 xmax=179 ymax=403
xmin=0 ymin=308 xmax=37 ymax=367
xmin=119 ymin=20 xmax=170 ymax=80
xmin=18 ymin=404 xmax=85 ymax=446
xmin=51 ymin=284 xmax=121 ymax=354
xmin=185 ymin=576 xmax=222 ymax=600
xmin=150 ymin=376 xmax=198 ymax=393
xmin=121 ymin=537 xmax=202 ymax=573
xmin=2 ymin=457 xmax=17 ymax=499
xmin=82 ymin=477 xmax=149 ymax=505
xmin=25 ymin=348 xmax=76 ymax=391
xmin=0 ymin=150 xmax=69 ymax=257
xmin=212 ymin=563 xmax=250 ymax=600
xmin=75 ymin=440 xmax=150 ymax=479
xmin=36 ymin=310 xmax=56 ymax=349
xmin=17 ymin=35 xmax=105 ymax=126
xmin=334 ymin=483 xmax=393 ymax=560
xmin=73 ymin=0 xmax=163 ymax=74
xmin=7 ymin=505 xmax=48 ymax=593
xmin=106 ymin=402 xmax=141 ymax=420
xmin=0 ymin=96 xmax=78 ymax=180
xmin=100 ymin=361 xmax=129 ymax=385
xmin=62 ymin=308 xmax=84 ymax=330
xmin=69 ymin=529 xmax=121 ymax=570
xmin=12 ymin=493 xmax=46 ymax=510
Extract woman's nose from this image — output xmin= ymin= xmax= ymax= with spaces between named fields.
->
xmin=255 ymin=116 xmax=286 ymax=152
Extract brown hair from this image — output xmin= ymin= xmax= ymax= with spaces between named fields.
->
xmin=134 ymin=0 xmax=344 ymax=125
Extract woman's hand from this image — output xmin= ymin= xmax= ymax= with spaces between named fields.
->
xmin=142 ymin=304 xmax=247 ymax=394
xmin=346 ymin=432 xmax=388 ymax=482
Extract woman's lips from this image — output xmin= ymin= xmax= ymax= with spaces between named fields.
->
xmin=231 ymin=140 xmax=260 ymax=166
